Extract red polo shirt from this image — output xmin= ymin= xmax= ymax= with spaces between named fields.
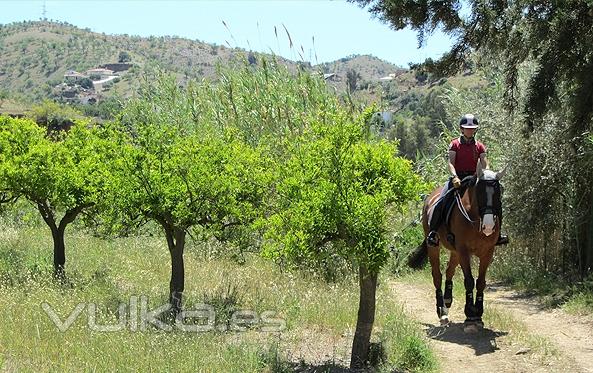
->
xmin=449 ymin=137 xmax=486 ymax=174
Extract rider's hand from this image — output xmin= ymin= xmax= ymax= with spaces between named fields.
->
xmin=452 ymin=176 xmax=461 ymax=189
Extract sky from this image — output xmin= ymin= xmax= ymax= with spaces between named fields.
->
xmin=0 ymin=0 xmax=453 ymax=68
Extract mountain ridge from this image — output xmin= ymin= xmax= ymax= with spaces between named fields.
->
xmin=0 ymin=20 xmax=409 ymax=106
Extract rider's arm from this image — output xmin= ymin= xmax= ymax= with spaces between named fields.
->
xmin=448 ymin=151 xmax=457 ymax=177
xmin=479 ymin=152 xmax=489 ymax=169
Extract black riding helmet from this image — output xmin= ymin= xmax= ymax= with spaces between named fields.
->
xmin=459 ymin=114 xmax=479 ymax=129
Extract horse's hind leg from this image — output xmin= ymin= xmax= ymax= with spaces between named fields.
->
xmin=475 ymin=251 xmax=494 ymax=327
xmin=444 ymin=252 xmax=459 ymax=309
xmin=428 ymin=246 xmax=448 ymax=325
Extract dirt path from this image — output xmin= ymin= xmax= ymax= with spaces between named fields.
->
xmin=487 ymin=284 xmax=593 ymax=372
xmin=391 ymin=280 xmax=593 ymax=372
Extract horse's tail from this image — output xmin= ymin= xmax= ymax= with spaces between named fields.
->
xmin=407 ymin=239 xmax=428 ymax=269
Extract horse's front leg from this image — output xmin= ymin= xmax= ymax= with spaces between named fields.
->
xmin=428 ymin=246 xmax=448 ymax=325
xmin=458 ymin=249 xmax=479 ymax=331
xmin=442 ymin=251 xmax=459 ymax=321
xmin=475 ymin=250 xmax=494 ymax=327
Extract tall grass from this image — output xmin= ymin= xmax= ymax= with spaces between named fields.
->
xmin=0 ymin=217 xmax=436 ymax=372
xmin=490 ymin=246 xmax=593 ymax=313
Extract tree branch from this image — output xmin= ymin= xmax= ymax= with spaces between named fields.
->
xmin=36 ymin=200 xmax=58 ymax=232
xmin=58 ymin=203 xmax=95 ymax=232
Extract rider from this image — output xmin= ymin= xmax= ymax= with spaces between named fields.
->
xmin=426 ymin=113 xmax=509 ymax=246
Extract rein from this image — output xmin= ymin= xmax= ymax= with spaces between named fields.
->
xmin=454 ymin=192 xmax=476 ymax=224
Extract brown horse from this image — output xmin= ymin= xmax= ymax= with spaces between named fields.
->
xmin=408 ymin=160 xmax=505 ymax=332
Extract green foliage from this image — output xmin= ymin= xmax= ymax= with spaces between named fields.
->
xmin=387 ymin=223 xmax=424 ymax=275
xmin=0 ymin=115 xmax=111 ymax=274
xmin=346 ymin=68 xmax=361 ymax=92
xmin=397 ymin=335 xmax=436 ymax=372
xmin=118 ymin=50 xmax=131 ymax=63
xmin=263 ymin=110 xmax=426 ymax=275
xmin=563 ymin=278 xmax=593 ymax=316
xmin=103 ymin=60 xmax=349 ymax=239
xmin=26 ymin=100 xmax=83 ymax=131
xmin=414 ymin=69 xmax=428 ymax=84
xmin=77 ymin=95 xmax=122 ymax=119
xmin=0 ymin=116 xmax=108 ymax=216
xmin=385 ymin=115 xmax=430 ymax=160
xmin=107 ymin=97 xmax=268 ymax=237
xmin=126 ymin=60 xmax=339 ymax=152
xmin=98 ymin=61 xmax=355 ymax=309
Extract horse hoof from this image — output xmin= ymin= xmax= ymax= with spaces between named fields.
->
xmin=463 ymin=323 xmax=479 ymax=334
xmin=440 ymin=316 xmax=450 ymax=326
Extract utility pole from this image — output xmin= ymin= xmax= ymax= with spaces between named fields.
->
xmin=42 ymin=1 xmax=47 ymax=21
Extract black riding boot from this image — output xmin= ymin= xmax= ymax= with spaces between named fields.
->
xmin=427 ymin=181 xmax=455 ymax=247
xmin=427 ymin=199 xmax=446 ymax=246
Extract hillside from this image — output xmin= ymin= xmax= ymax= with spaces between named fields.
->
xmin=0 ymin=21 xmax=262 ymax=103
xmin=0 ymin=20 xmax=486 ymax=143
xmin=0 ymin=21 xmax=403 ymax=103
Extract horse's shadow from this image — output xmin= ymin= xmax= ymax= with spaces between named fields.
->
xmin=422 ymin=322 xmax=508 ymax=356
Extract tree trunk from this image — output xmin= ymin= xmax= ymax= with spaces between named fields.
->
xmin=51 ymin=227 xmax=66 ymax=278
xmin=164 ymin=226 xmax=186 ymax=314
xmin=36 ymin=201 xmax=90 ymax=279
xmin=37 ymin=202 xmax=63 ymax=278
xmin=575 ymin=184 xmax=593 ymax=278
xmin=350 ymin=264 xmax=378 ymax=369
xmin=583 ymin=194 xmax=593 ymax=277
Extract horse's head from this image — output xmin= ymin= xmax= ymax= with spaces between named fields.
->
xmin=474 ymin=160 xmax=505 ymax=236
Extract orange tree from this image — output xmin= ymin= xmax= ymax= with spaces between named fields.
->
xmin=105 ymin=76 xmax=269 ymax=314
xmin=105 ymin=61 xmax=344 ymax=313
xmin=0 ymin=116 xmax=109 ymax=277
xmin=262 ymin=108 xmax=425 ymax=368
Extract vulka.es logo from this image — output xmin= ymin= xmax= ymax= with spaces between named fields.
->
xmin=41 ymin=295 xmax=285 ymax=333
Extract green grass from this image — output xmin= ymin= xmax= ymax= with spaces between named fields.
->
xmin=489 ymin=247 xmax=593 ymax=315
xmin=563 ymin=290 xmax=593 ymax=316
xmin=376 ymin=310 xmax=438 ymax=373
xmin=0 ymin=219 xmax=436 ymax=372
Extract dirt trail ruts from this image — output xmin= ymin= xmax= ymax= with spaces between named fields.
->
xmin=391 ymin=280 xmax=592 ymax=372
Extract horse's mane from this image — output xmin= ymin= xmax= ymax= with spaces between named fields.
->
xmin=458 ymin=175 xmax=477 ymax=198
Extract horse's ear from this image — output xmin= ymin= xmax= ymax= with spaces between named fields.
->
xmin=496 ymin=165 xmax=507 ymax=180
xmin=476 ymin=159 xmax=484 ymax=178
